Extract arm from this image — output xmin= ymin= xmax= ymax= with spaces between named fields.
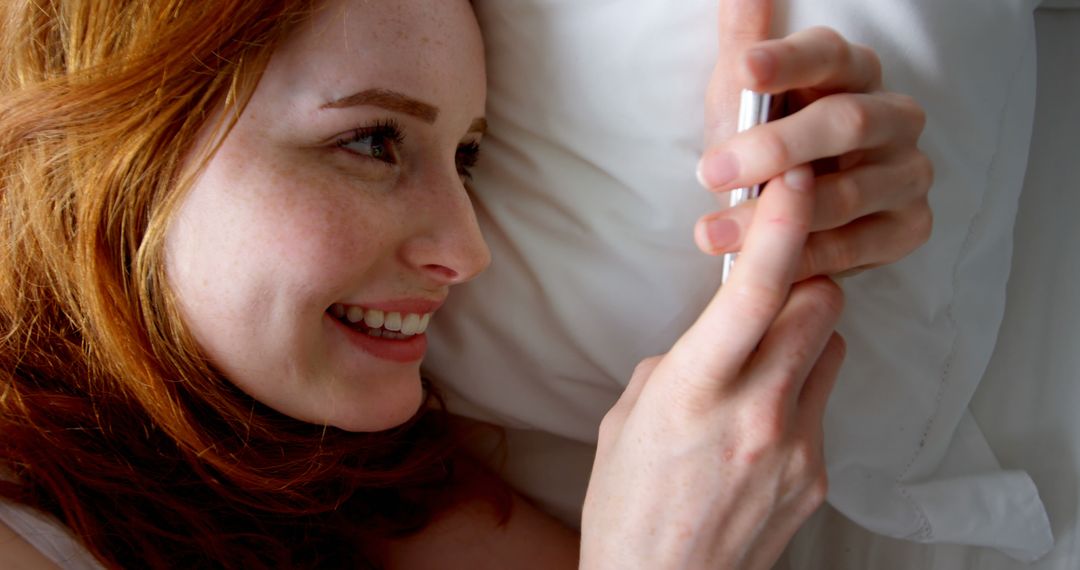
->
xmin=0 ymin=519 xmax=61 ymax=570
xmin=373 ymin=458 xmax=579 ymax=570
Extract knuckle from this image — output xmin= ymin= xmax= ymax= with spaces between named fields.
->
xmin=889 ymin=92 xmax=927 ymax=139
xmin=807 ymin=277 xmax=846 ymax=317
xmin=754 ymin=129 xmax=792 ymax=169
xmin=743 ymin=404 xmax=789 ymax=450
xmin=829 ymin=332 xmax=848 ymax=363
xmin=631 ymin=355 xmax=664 ymax=379
xmin=909 ymin=99 xmax=928 ymax=132
xmin=804 ymin=473 xmax=830 ymax=512
xmin=789 ymin=440 xmax=827 ymax=494
xmin=913 ymin=152 xmax=935 ymax=192
xmin=764 ymin=369 xmax=802 ymax=406
xmin=896 ymin=92 xmax=927 ymax=129
xmin=811 ymin=26 xmax=848 ymax=62
xmin=911 ymin=202 xmax=934 ymax=244
xmin=790 ymin=440 xmax=820 ymax=475
xmin=832 ymin=172 xmax=862 ymax=222
xmin=810 ymin=230 xmax=857 ymax=275
xmin=831 ymin=95 xmax=872 ymax=147
xmin=858 ymin=44 xmax=883 ymax=84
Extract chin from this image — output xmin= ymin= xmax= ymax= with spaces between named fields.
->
xmin=323 ymin=375 xmax=427 ymax=433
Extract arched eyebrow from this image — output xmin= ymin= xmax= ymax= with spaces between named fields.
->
xmin=468 ymin=118 xmax=487 ymax=135
xmin=322 ymin=88 xmax=439 ymax=123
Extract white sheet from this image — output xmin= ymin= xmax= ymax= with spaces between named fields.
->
xmin=429 ymin=0 xmax=1055 ymax=557
xmin=777 ymin=9 xmax=1080 ymax=569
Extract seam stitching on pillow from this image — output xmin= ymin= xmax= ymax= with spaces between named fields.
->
xmin=892 ymin=19 xmax=1036 ymax=543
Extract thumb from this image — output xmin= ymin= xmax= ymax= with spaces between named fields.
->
xmin=704 ymin=0 xmax=773 ymax=147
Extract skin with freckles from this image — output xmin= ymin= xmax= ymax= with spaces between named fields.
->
xmin=165 ymin=0 xmax=490 ymax=432
xmin=0 ymin=0 xmax=934 ymax=567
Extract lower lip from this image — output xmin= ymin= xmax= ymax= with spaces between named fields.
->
xmin=328 ymin=314 xmax=428 ymax=363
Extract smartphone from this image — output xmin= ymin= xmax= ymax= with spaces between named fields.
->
xmin=721 ymin=90 xmax=781 ymax=284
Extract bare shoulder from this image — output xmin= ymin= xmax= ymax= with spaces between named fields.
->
xmin=0 ymin=518 xmax=61 ymax=570
xmin=373 ymin=459 xmax=580 ymax=570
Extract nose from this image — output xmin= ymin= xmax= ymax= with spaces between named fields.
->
xmin=400 ymin=171 xmax=491 ymax=286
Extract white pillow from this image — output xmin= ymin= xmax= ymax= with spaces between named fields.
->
xmin=424 ymin=0 xmax=1053 ymax=560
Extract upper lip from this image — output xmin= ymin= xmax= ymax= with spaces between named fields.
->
xmin=335 ymin=297 xmax=446 ymax=315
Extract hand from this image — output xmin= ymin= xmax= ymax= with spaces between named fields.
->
xmin=695 ymin=0 xmax=933 ymax=280
xmin=580 ymin=166 xmax=846 ymax=570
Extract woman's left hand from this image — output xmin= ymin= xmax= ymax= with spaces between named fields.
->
xmin=696 ymin=0 xmax=933 ymax=280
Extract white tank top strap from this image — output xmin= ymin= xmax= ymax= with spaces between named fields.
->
xmin=0 ymin=499 xmax=105 ymax=570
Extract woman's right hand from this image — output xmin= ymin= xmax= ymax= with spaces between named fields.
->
xmin=580 ymin=165 xmax=846 ymax=570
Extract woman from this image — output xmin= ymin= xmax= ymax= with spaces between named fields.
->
xmin=0 ymin=0 xmax=929 ymax=567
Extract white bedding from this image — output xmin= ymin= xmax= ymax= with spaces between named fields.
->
xmin=777 ymin=9 xmax=1080 ymax=569
xmin=429 ymin=0 xmax=1061 ymax=560
xmin=423 ymin=1 xmax=1077 ymax=566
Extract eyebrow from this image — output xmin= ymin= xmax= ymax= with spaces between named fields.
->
xmin=322 ymin=88 xmax=439 ymax=123
xmin=468 ymin=118 xmax=488 ymax=135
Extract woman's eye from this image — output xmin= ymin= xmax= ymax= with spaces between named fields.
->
xmin=336 ymin=121 xmax=404 ymax=165
xmin=456 ymin=141 xmax=481 ymax=180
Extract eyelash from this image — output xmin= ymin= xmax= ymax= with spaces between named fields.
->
xmin=335 ymin=119 xmax=405 ymax=165
xmin=335 ymin=120 xmax=482 ymax=181
xmin=456 ymin=141 xmax=481 ymax=180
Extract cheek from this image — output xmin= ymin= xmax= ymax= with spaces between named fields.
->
xmin=168 ymin=143 xmax=400 ymax=316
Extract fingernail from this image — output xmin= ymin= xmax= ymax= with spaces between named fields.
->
xmin=697 ymin=151 xmax=739 ymax=190
xmin=784 ymin=166 xmax=814 ymax=192
xmin=701 ymin=216 xmax=739 ymax=252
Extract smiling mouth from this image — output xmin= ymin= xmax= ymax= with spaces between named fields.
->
xmin=328 ymin=303 xmax=432 ymax=340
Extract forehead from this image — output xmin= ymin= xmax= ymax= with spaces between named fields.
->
xmin=258 ymin=0 xmax=484 ymax=118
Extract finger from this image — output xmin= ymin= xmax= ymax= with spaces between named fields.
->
xmin=797 ymin=331 xmax=846 ymax=426
xmin=705 ymin=0 xmax=774 ymax=145
xmin=699 ymin=92 xmax=925 ymax=192
xmin=793 ymin=204 xmax=932 ymax=280
xmin=666 ymin=165 xmax=815 ymax=384
xmin=694 ymin=149 xmax=933 ymax=254
xmin=809 ymin=150 xmax=933 ymax=231
xmin=742 ymin=277 xmax=844 ymax=408
xmin=741 ymin=27 xmax=883 ymax=94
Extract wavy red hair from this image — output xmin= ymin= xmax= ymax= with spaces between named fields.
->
xmin=0 ymin=1 xmax=476 ymax=567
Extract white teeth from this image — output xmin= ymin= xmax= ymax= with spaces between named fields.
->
xmin=400 ymin=313 xmax=421 ymax=335
xmin=417 ymin=313 xmax=431 ymax=333
xmin=383 ymin=312 xmax=403 ymax=332
xmin=333 ymin=305 xmax=433 ymax=338
xmin=346 ymin=305 xmax=364 ymax=323
xmin=363 ymin=309 xmax=385 ymax=329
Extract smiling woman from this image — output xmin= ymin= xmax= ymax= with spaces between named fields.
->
xmin=162 ymin=0 xmax=491 ymax=433
xmin=0 ymin=0 xmax=520 ymax=567
xmin=0 ymin=0 xmax=926 ymax=567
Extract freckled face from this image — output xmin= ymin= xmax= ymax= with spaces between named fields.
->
xmin=164 ymin=0 xmax=489 ymax=432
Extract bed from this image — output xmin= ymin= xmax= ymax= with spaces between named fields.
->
xmin=423 ymin=2 xmax=1080 ymax=568
xmin=777 ymin=9 xmax=1080 ymax=568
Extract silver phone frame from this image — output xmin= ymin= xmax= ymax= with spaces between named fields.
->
xmin=721 ymin=90 xmax=776 ymax=284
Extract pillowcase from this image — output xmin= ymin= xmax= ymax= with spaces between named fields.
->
xmin=424 ymin=0 xmax=1052 ymax=560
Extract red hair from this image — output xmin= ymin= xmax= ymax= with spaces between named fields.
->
xmin=0 ymin=1 xmax=477 ymax=567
